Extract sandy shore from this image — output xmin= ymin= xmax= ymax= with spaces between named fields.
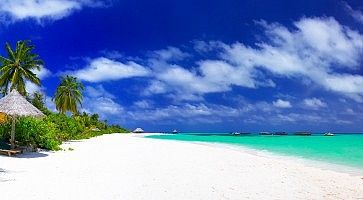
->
xmin=0 ymin=134 xmax=362 ymax=200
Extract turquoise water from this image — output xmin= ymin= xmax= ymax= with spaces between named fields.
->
xmin=147 ymin=133 xmax=363 ymax=169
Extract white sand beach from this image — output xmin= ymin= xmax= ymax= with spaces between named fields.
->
xmin=0 ymin=134 xmax=362 ymax=200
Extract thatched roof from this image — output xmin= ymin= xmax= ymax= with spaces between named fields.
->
xmin=0 ymin=90 xmax=45 ymax=117
xmin=133 ymin=128 xmax=144 ymax=133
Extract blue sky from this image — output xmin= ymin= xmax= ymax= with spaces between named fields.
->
xmin=0 ymin=0 xmax=362 ymax=132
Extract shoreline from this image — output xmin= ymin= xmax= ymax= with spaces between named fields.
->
xmin=1 ymin=133 xmax=363 ymax=199
xmin=145 ymin=133 xmax=363 ymax=175
xmin=193 ymin=140 xmax=363 ymax=176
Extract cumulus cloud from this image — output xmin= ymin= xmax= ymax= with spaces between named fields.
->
xmin=152 ymin=62 xmax=248 ymax=96
xmin=141 ymin=17 xmax=362 ymax=101
xmin=145 ymin=62 xmax=250 ymax=100
xmin=82 ymin=85 xmax=123 ymax=118
xmin=145 ymin=50 xmax=275 ymax=100
xmin=143 ymin=80 xmax=168 ymax=95
xmin=217 ymin=17 xmax=363 ymax=101
xmin=70 ymin=57 xmax=150 ymax=82
xmin=0 ymin=0 xmax=106 ymax=23
xmin=273 ymin=99 xmax=292 ymax=108
xmin=54 ymin=16 xmax=363 ymax=127
xmin=303 ymin=98 xmax=327 ymax=109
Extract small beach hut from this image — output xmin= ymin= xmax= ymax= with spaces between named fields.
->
xmin=133 ymin=128 xmax=144 ymax=133
xmin=0 ymin=90 xmax=45 ymax=149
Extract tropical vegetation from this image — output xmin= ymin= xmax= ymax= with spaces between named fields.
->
xmin=0 ymin=41 xmax=128 ymax=151
xmin=53 ymin=75 xmax=84 ymax=115
xmin=0 ymin=40 xmax=43 ymax=96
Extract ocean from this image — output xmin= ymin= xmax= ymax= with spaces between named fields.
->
xmin=147 ymin=133 xmax=363 ymax=169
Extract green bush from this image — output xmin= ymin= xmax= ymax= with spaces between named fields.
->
xmin=0 ymin=112 xmax=128 ymax=151
xmin=0 ymin=121 xmax=11 ymax=141
xmin=16 ymin=117 xmax=61 ymax=150
xmin=105 ymin=125 xmax=128 ymax=134
xmin=44 ymin=113 xmax=85 ymax=141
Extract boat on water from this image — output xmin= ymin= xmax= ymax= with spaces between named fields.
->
xmin=274 ymin=131 xmax=288 ymax=135
xmin=172 ymin=130 xmax=178 ymax=134
xmin=231 ymin=132 xmax=251 ymax=136
xmin=324 ymin=132 xmax=335 ymax=136
xmin=259 ymin=131 xmax=272 ymax=135
xmin=294 ymin=131 xmax=311 ymax=136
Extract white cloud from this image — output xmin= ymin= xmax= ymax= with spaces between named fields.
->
xmin=84 ymin=85 xmax=115 ymax=99
xmin=23 ymin=67 xmax=54 ymax=112
xmin=145 ymin=62 xmax=248 ymax=100
xmin=194 ymin=41 xmax=215 ymax=53
xmin=323 ymin=74 xmax=363 ymax=95
xmin=46 ymin=16 xmax=363 ymax=129
xmin=100 ymin=50 xmax=124 ymax=60
xmin=26 ymin=82 xmax=42 ymax=95
xmin=199 ymin=60 xmax=257 ymax=89
xmin=25 ymin=66 xmax=52 ymax=94
xmin=45 ymin=95 xmax=57 ymax=112
xmin=303 ymin=98 xmax=327 ymax=109
xmin=143 ymin=80 xmax=168 ymax=95
xmin=0 ymin=0 xmax=106 ymax=22
xmin=84 ymin=97 xmax=123 ymax=116
xmin=133 ymin=100 xmax=152 ymax=109
xmin=152 ymin=47 xmax=190 ymax=61
xmin=343 ymin=1 xmax=363 ymax=24
xmin=273 ymin=99 xmax=292 ymax=108
xmin=345 ymin=108 xmax=355 ymax=115
xmin=143 ymin=17 xmax=363 ymax=101
xmin=218 ymin=17 xmax=363 ymax=101
xmin=123 ymin=98 xmax=358 ymax=126
xmin=35 ymin=66 xmax=52 ymax=79
xmin=294 ymin=17 xmax=362 ymax=67
xmin=71 ymin=57 xmax=150 ymax=82
xmin=152 ymin=63 xmax=228 ymax=96
xmin=145 ymin=50 xmax=274 ymax=100
xmin=82 ymin=85 xmax=123 ymax=118
xmin=63 ymin=41 xmax=281 ymax=102
xmin=128 ymin=103 xmax=240 ymax=123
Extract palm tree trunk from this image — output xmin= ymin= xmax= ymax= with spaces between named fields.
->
xmin=10 ymin=116 xmax=16 ymax=149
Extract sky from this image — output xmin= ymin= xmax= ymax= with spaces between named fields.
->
xmin=0 ymin=0 xmax=362 ymax=132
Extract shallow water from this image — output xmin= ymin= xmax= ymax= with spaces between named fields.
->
xmin=147 ymin=133 xmax=363 ymax=169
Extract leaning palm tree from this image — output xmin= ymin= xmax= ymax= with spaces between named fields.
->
xmin=53 ymin=75 xmax=84 ymax=115
xmin=0 ymin=40 xmax=44 ymax=96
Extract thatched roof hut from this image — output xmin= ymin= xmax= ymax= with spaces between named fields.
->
xmin=133 ymin=128 xmax=144 ymax=133
xmin=0 ymin=90 xmax=45 ymax=118
xmin=0 ymin=90 xmax=45 ymax=149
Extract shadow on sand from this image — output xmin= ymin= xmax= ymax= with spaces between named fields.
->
xmin=14 ymin=151 xmax=49 ymax=159
xmin=0 ymin=168 xmax=8 ymax=182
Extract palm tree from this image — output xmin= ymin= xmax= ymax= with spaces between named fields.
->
xmin=31 ymin=91 xmax=45 ymax=108
xmin=30 ymin=91 xmax=52 ymax=115
xmin=0 ymin=40 xmax=44 ymax=96
xmin=53 ymin=75 xmax=84 ymax=115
